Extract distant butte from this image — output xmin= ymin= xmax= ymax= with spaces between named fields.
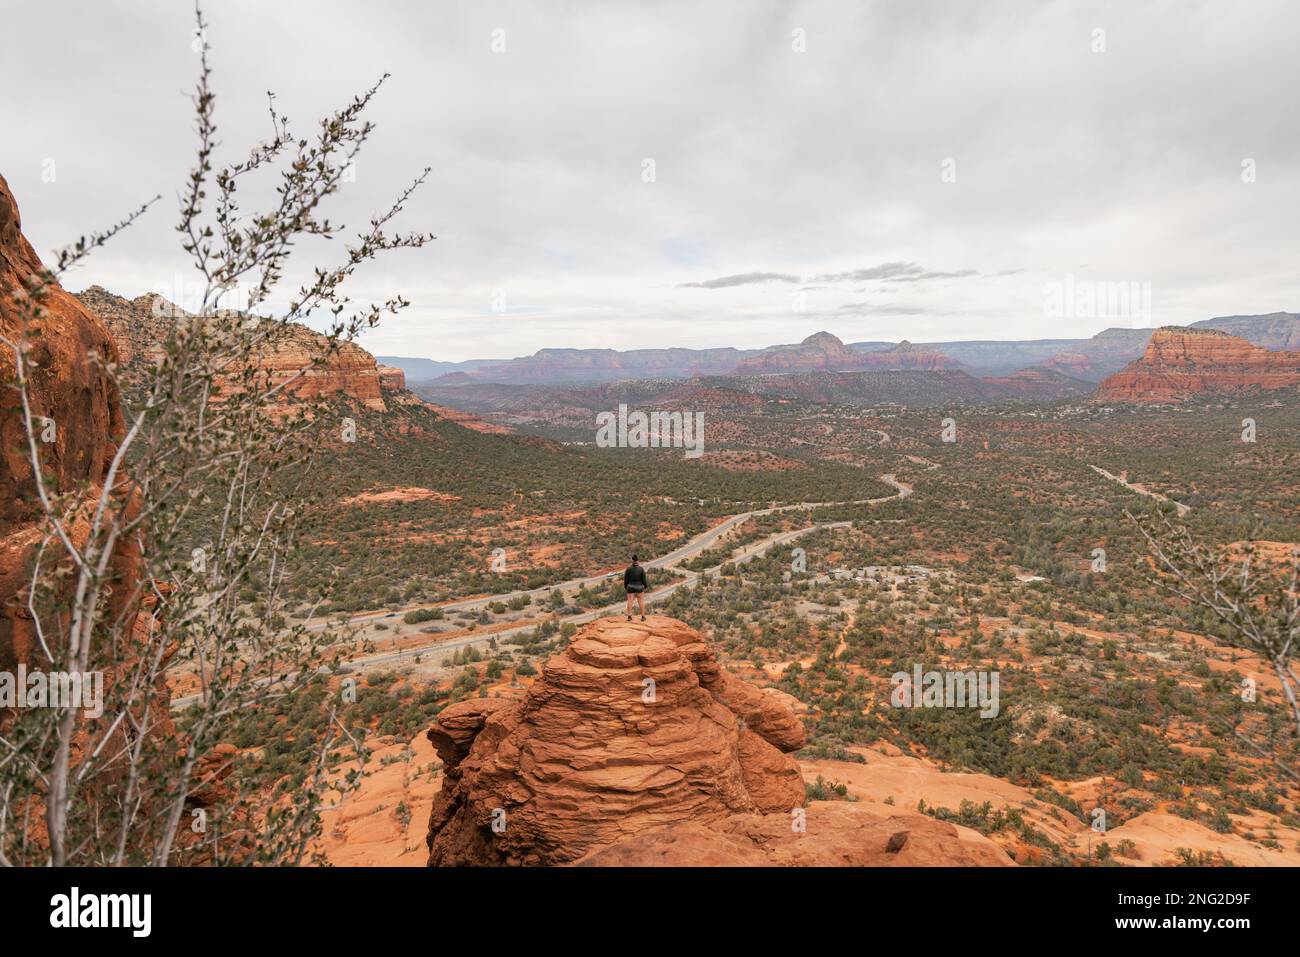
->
xmin=1095 ymin=326 xmax=1300 ymax=403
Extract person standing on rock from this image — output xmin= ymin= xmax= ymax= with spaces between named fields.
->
xmin=623 ymin=555 xmax=648 ymax=621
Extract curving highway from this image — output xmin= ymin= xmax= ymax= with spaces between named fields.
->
xmin=170 ymin=473 xmax=913 ymax=708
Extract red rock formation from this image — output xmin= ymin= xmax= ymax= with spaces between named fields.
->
xmin=0 ymin=175 xmax=142 ymax=676
xmin=74 ymin=286 xmax=173 ymax=369
xmin=736 ymin=331 xmax=865 ymax=373
xmin=858 ymin=339 xmax=962 ymax=372
xmin=576 ymin=801 xmax=1011 ymax=866
xmin=0 ymin=184 xmax=198 ymax=859
xmin=425 ymin=616 xmax=804 ymax=865
xmin=1095 ymin=326 xmax=1300 ymax=403
xmin=254 ymin=322 xmax=387 ymax=411
xmin=76 ymin=286 xmax=389 ymax=412
xmin=736 ymin=333 xmax=961 ymax=375
xmin=1041 ymin=351 xmax=1097 ymax=379
xmin=376 ymin=363 xmax=406 ymax=391
xmin=425 ymin=615 xmax=1014 ymax=867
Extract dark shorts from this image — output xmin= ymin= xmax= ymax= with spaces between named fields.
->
xmin=625 ymin=585 xmax=646 ymax=594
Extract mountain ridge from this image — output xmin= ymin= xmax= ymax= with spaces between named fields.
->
xmin=384 ymin=313 xmax=1300 ymax=387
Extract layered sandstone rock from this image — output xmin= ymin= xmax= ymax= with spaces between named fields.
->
xmin=75 ymin=286 xmax=389 ymax=412
xmin=80 ymin=286 xmax=538 ymax=437
xmin=0 ymin=175 xmax=142 ymax=675
xmin=425 ymin=615 xmax=1014 ymax=867
xmin=1096 ymin=326 xmax=1300 ymax=403
xmin=377 ymin=363 xmax=406 ymax=391
xmin=253 ymin=321 xmax=387 ymax=411
xmin=0 ymin=175 xmax=189 ymax=796
xmin=425 ymin=616 xmax=805 ymax=865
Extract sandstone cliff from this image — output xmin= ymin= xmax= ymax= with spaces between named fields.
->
xmin=0 ymin=176 xmax=142 ymax=676
xmin=77 ymin=287 xmax=527 ymax=442
xmin=425 ymin=615 xmax=1012 ymax=867
xmin=252 ymin=320 xmax=387 ymax=412
xmin=377 ymin=363 xmax=406 ymax=391
xmin=1095 ymin=326 xmax=1300 ymax=403
xmin=76 ymin=286 xmax=389 ymax=412
xmin=735 ymin=333 xmax=962 ymax=375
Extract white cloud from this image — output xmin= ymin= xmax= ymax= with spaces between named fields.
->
xmin=3 ymin=0 xmax=1296 ymax=359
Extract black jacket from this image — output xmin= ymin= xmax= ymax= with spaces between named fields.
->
xmin=623 ymin=563 xmax=648 ymax=591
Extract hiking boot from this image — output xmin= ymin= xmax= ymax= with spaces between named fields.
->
xmin=627 ymin=614 xmax=632 ymax=621
xmin=640 ymin=615 xmax=646 ymax=621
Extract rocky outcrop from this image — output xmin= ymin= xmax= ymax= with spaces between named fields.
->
xmin=857 ymin=339 xmax=962 ymax=371
xmin=1095 ymin=326 xmax=1300 ymax=403
xmin=736 ymin=331 xmax=865 ymax=374
xmin=0 ymin=176 xmax=142 ymax=676
xmin=735 ymin=333 xmax=963 ymax=375
xmin=425 ymin=616 xmax=805 ymax=865
xmin=376 ymin=364 xmax=406 ymax=391
xmin=253 ymin=321 xmax=387 ymax=411
xmin=75 ymin=286 xmax=389 ymax=412
xmin=575 ymin=802 xmax=1012 ymax=866
xmin=75 ymin=286 xmax=175 ymax=369
xmin=425 ymin=615 xmax=1013 ymax=867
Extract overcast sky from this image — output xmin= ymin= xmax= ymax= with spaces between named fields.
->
xmin=3 ymin=1 xmax=1297 ymax=360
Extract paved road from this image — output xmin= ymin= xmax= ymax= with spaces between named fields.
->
xmin=1089 ymin=464 xmax=1191 ymax=517
xmin=299 ymin=473 xmax=910 ymax=634
xmin=170 ymin=474 xmax=911 ymax=709
xmin=281 ymin=520 xmax=855 ymax=681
